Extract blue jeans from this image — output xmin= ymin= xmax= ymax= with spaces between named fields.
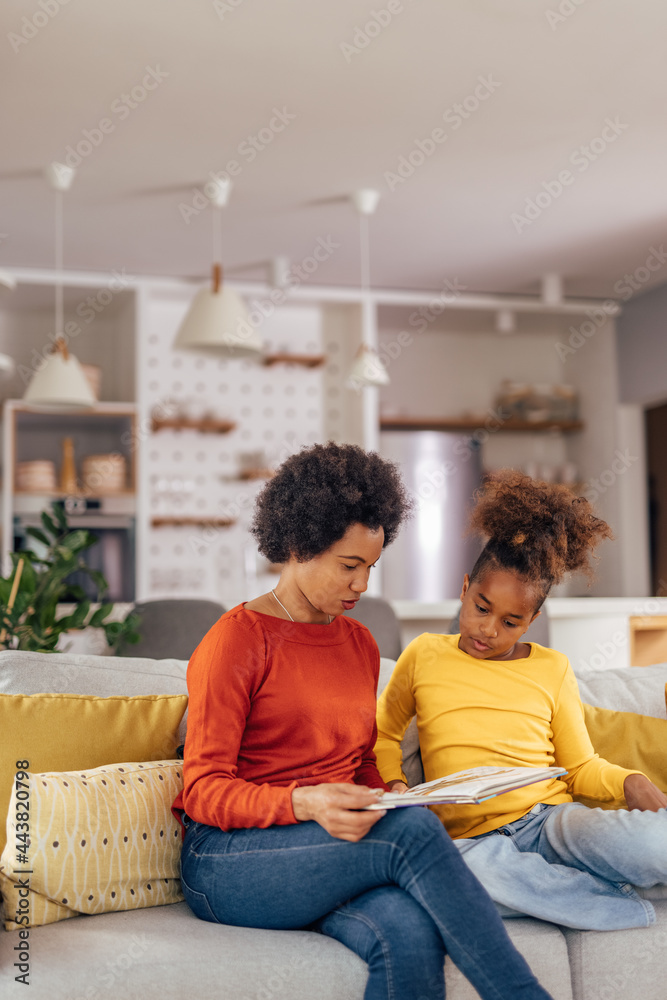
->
xmin=456 ymin=802 xmax=667 ymax=930
xmin=180 ymin=808 xmax=552 ymax=1000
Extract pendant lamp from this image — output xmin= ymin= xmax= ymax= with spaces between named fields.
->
xmin=23 ymin=163 xmax=95 ymax=409
xmin=346 ymin=189 xmax=389 ymax=389
xmin=173 ymin=179 xmax=261 ymax=358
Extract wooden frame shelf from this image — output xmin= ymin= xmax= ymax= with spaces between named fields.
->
xmin=629 ymin=615 xmax=667 ymax=666
xmin=380 ymin=417 xmax=584 ymax=433
xmin=261 ymin=353 xmax=327 ymax=368
xmin=151 ymin=417 xmax=237 ymax=434
xmin=150 ymin=516 xmax=237 ymax=528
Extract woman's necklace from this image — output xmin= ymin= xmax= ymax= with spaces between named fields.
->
xmin=271 ymin=590 xmax=332 ymax=624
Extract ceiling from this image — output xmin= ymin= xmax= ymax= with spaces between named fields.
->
xmin=2 ymin=0 xmax=667 ymax=299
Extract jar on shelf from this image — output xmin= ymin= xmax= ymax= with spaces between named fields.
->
xmin=551 ymin=385 xmax=579 ymax=422
xmin=495 ymin=380 xmax=531 ymax=420
xmin=524 ymin=383 xmax=554 ymax=423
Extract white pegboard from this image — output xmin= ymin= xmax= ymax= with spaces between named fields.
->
xmin=138 ymin=289 xmax=326 ymax=607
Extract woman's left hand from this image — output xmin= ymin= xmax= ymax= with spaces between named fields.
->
xmin=623 ymin=773 xmax=667 ymax=811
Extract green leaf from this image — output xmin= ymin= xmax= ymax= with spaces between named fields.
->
xmin=40 ymin=510 xmax=60 ymax=538
xmin=88 ymin=602 xmax=114 ymax=627
xmin=60 ymin=530 xmax=94 ymax=553
xmin=50 ymin=502 xmax=68 ymax=532
xmin=25 ymin=527 xmax=52 ymax=548
xmin=17 ymin=558 xmax=37 ymax=595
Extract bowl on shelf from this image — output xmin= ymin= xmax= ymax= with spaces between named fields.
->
xmin=16 ymin=460 xmax=57 ymax=492
xmin=81 ymin=453 xmax=127 ymax=494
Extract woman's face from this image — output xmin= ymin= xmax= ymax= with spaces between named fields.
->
xmin=292 ymin=522 xmax=385 ymax=619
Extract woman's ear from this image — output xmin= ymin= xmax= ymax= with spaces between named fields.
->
xmin=459 ymin=574 xmax=470 ymax=602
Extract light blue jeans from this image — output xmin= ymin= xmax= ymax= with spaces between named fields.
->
xmin=455 ymin=802 xmax=667 ymax=930
xmin=180 ymin=807 xmax=554 ymax=1000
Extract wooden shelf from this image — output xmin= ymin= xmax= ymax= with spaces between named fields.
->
xmin=261 ymin=353 xmax=327 ymax=368
xmin=150 ymin=516 xmax=237 ymax=529
xmin=629 ymin=614 xmax=667 ymax=666
xmin=151 ymin=417 xmax=237 ymax=434
xmin=380 ymin=417 xmax=584 ymax=433
xmin=237 ymin=468 xmax=274 ymax=480
xmin=14 ymin=490 xmax=136 ymax=498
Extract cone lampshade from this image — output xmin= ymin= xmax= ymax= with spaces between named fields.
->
xmin=173 ymin=265 xmax=262 ymax=358
xmin=24 ymin=344 xmax=95 ymax=409
xmin=346 ymin=344 xmax=390 ymax=389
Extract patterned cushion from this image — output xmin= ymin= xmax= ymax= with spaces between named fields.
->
xmin=0 ymin=692 xmax=188 ymax=859
xmin=0 ymin=760 xmax=184 ymax=929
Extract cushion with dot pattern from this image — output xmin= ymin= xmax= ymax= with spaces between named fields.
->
xmin=0 ymin=760 xmax=184 ymax=929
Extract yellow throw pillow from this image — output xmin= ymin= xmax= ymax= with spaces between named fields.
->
xmin=575 ymin=703 xmax=667 ymax=809
xmin=0 ymin=692 xmax=188 ymax=858
xmin=0 ymin=760 xmax=184 ymax=929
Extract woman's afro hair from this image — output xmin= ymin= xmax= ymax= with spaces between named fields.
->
xmin=250 ymin=441 xmax=413 ymax=563
xmin=468 ymin=470 xmax=613 ymax=599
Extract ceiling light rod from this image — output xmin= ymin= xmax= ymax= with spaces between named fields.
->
xmin=22 ymin=163 xmax=95 ymax=409
xmin=347 ymin=189 xmax=389 ymax=390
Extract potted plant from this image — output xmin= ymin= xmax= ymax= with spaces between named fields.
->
xmin=0 ymin=502 xmax=141 ymax=652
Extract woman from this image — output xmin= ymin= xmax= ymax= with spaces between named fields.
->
xmin=173 ymin=442 xmax=552 ymax=1000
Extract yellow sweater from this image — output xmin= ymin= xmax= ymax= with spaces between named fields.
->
xmin=375 ymin=633 xmax=637 ymax=840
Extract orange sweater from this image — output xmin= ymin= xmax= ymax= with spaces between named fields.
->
xmin=172 ymin=604 xmax=388 ymax=830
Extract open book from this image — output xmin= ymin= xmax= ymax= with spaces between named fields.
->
xmin=364 ymin=765 xmax=567 ymax=809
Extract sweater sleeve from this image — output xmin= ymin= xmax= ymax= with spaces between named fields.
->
xmin=551 ymin=660 xmax=643 ymax=801
xmin=374 ymin=640 xmax=418 ymax=785
xmin=180 ymin=618 xmax=298 ymax=830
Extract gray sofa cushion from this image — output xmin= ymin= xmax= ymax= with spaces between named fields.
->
xmin=564 ymin=899 xmax=667 ymax=1000
xmin=575 ymin=663 xmax=667 ymax=720
xmin=0 ymin=649 xmax=190 ymax=741
xmin=0 ymin=900 xmax=574 ymax=1000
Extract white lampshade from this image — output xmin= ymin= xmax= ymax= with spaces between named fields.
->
xmin=23 ymin=349 xmax=96 ymax=409
xmin=346 ymin=344 xmax=390 ymax=389
xmin=173 ymin=266 xmax=262 ymax=358
xmin=0 ymin=353 xmax=14 ymax=376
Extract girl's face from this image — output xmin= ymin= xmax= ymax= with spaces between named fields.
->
xmin=289 ymin=522 xmax=385 ymax=619
xmin=458 ymin=567 xmax=541 ymax=660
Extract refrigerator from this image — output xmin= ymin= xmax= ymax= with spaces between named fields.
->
xmin=380 ymin=431 xmax=483 ymax=601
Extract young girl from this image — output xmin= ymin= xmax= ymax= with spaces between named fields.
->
xmin=376 ymin=471 xmax=667 ymax=931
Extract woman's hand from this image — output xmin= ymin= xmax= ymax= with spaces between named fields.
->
xmin=623 ymin=773 xmax=667 ymax=811
xmin=292 ymin=783 xmax=386 ymax=842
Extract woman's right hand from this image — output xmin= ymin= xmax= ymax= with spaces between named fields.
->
xmin=291 ymin=783 xmax=387 ymax=842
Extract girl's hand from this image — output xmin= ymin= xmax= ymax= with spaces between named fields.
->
xmin=387 ymin=780 xmax=409 ymax=794
xmin=623 ymin=773 xmax=667 ymax=811
xmin=292 ymin=783 xmax=386 ymax=842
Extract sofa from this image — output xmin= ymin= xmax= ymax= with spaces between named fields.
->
xmin=1 ymin=647 xmax=666 ymax=1000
